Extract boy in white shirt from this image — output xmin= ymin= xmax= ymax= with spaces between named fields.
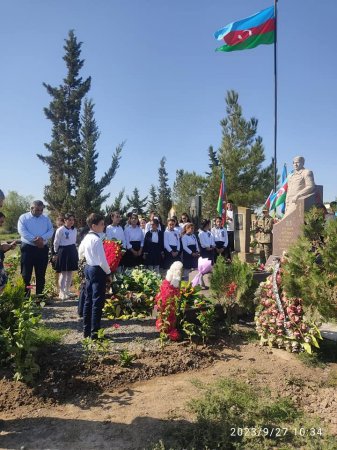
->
xmin=79 ymin=213 xmax=111 ymax=339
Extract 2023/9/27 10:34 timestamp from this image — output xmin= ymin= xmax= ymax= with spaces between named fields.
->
xmin=230 ymin=427 xmax=323 ymax=437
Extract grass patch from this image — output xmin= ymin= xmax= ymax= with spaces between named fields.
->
xmin=32 ymin=326 xmax=68 ymax=348
xmin=322 ymin=368 xmax=337 ymax=388
xmin=235 ymin=326 xmax=259 ymax=342
xmin=0 ymin=232 xmax=20 ymax=241
xmin=149 ymin=377 xmax=335 ymax=450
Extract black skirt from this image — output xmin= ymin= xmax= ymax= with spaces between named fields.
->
xmin=124 ymin=241 xmax=142 ymax=268
xmin=163 ymin=245 xmax=181 ymax=269
xmin=183 ymin=244 xmax=198 ymax=270
xmin=55 ymin=244 xmax=79 ymax=273
xmin=144 ymin=241 xmax=163 ymax=266
xmin=200 ymin=247 xmax=214 ymax=263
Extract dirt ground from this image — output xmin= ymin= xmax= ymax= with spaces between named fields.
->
xmin=0 ymin=299 xmax=337 ymax=450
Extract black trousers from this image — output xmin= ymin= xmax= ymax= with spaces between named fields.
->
xmin=20 ymin=244 xmax=49 ymax=295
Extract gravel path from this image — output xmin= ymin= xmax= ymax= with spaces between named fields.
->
xmin=41 ymin=296 xmax=161 ymax=353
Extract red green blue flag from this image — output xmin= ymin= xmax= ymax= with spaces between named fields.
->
xmin=279 ymin=164 xmax=288 ymax=214
xmin=275 ymin=178 xmax=288 ymax=208
xmin=264 ymin=189 xmax=274 ymax=210
xmin=216 ymin=170 xmax=227 ymax=225
xmin=214 ymin=5 xmax=275 ymax=52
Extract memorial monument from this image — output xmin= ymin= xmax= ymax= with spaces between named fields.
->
xmin=272 ymin=156 xmax=323 ymax=256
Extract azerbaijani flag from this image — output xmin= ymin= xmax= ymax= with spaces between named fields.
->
xmin=216 ymin=170 xmax=227 ymax=225
xmin=279 ymin=164 xmax=288 ymax=214
xmin=214 ymin=5 xmax=275 ymax=52
xmin=275 ymin=177 xmax=288 ymax=207
xmin=264 ymin=189 xmax=274 ymax=210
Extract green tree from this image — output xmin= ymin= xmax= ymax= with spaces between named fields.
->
xmin=147 ymin=184 xmax=158 ymax=214
xmin=205 ymin=145 xmax=219 ymax=176
xmin=105 ymin=188 xmax=127 ymax=216
xmin=37 ymin=30 xmax=91 ymax=215
xmin=37 ymin=30 xmax=122 ymax=221
xmin=203 ymin=90 xmax=275 ymax=215
xmin=283 ymin=207 xmax=337 ymax=319
xmin=75 ymin=99 xmax=123 ymax=225
xmin=126 ymin=187 xmax=148 ymax=216
xmin=157 ymin=157 xmax=172 ymax=221
xmin=1 ymin=191 xmax=32 ymax=233
xmin=172 ymin=169 xmax=206 ymax=218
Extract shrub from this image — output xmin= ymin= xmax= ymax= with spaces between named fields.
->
xmin=210 ymin=256 xmax=257 ymax=325
xmin=0 ymin=280 xmax=44 ymax=382
xmin=150 ymin=377 xmax=336 ymax=449
xmin=282 ymin=207 xmax=337 ymax=320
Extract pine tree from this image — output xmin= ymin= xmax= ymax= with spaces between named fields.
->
xmin=203 ymin=90 xmax=275 ymax=214
xmin=75 ymin=99 xmax=123 ymax=225
xmin=205 ymin=145 xmax=219 ymax=176
xmin=126 ymin=187 xmax=148 ymax=215
xmin=157 ymin=157 xmax=172 ymax=221
xmin=147 ymin=184 xmax=158 ymax=214
xmin=38 ymin=30 xmax=91 ymax=215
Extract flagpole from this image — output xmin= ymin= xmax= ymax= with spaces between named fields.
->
xmin=273 ymin=0 xmax=278 ymax=192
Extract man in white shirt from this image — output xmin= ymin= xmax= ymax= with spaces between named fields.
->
xmin=79 ymin=213 xmax=111 ymax=339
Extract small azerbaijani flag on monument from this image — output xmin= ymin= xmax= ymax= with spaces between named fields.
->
xmin=279 ymin=164 xmax=288 ymax=215
xmin=214 ymin=5 xmax=275 ymax=52
xmin=275 ymin=177 xmax=288 ymax=208
xmin=216 ymin=170 xmax=227 ymax=226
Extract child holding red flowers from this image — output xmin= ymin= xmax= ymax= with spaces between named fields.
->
xmin=79 ymin=213 xmax=111 ymax=339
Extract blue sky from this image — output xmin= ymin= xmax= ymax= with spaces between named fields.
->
xmin=1 ymin=0 xmax=336 ymax=206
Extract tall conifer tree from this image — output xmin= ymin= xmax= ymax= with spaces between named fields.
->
xmin=38 ymin=30 xmax=123 ymax=220
xmin=203 ymin=90 xmax=275 ymax=215
xmin=75 ymin=99 xmax=123 ymax=225
xmin=38 ymin=30 xmax=91 ymax=214
xmin=147 ymin=184 xmax=158 ymax=214
xmin=157 ymin=157 xmax=172 ymax=221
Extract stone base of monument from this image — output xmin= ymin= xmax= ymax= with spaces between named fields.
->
xmin=272 ymin=186 xmax=323 ymax=257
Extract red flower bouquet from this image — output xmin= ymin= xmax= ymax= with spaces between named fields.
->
xmin=103 ymin=240 xmax=123 ymax=272
xmin=155 ymin=279 xmax=180 ymax=341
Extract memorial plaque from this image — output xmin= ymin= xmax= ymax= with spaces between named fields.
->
xmin=234 ymin=207 xmax=254 ymax=262
xmin=272 ymin=185 xmax=323 ymax=256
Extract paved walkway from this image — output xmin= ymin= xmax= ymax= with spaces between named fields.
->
xmin=320 ymin=323 xmax=337 ymax=342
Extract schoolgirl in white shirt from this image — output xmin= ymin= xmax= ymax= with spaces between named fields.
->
xmin=181 ymin=222 xmax=200 ymax=281
xmin=211 ymin=216 xmax=229 ymax=262
xmin=53 ymin=212 xmax=78 ymax=299
xmin=124 ymin=213 xmax=144 ymax=267
xmin=105 ymin=211 xmax=126 ymax=248
xmin=198 ymin=219 xmax=215 ymax=263
xmin=164 ymin=218 xmax=181 ymax=269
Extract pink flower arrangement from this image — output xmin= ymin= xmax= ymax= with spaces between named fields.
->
xmin=255 ymin=267 xmax=322 ymax=353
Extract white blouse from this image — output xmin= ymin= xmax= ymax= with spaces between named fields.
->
xmin=181 ymin=233 xmax=199 ymax=254
xmin=124 ymin=226 xmax=144 ymax=249
xmin=164 ymin=229 xmax=181 ymax=252
xmin=54 ymin=226 xmax=77 ymax=252
xmin=105 ymin=225 xmax=126 ymax=248
xmin=198 ymin=230 xmax=215 ymax=249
